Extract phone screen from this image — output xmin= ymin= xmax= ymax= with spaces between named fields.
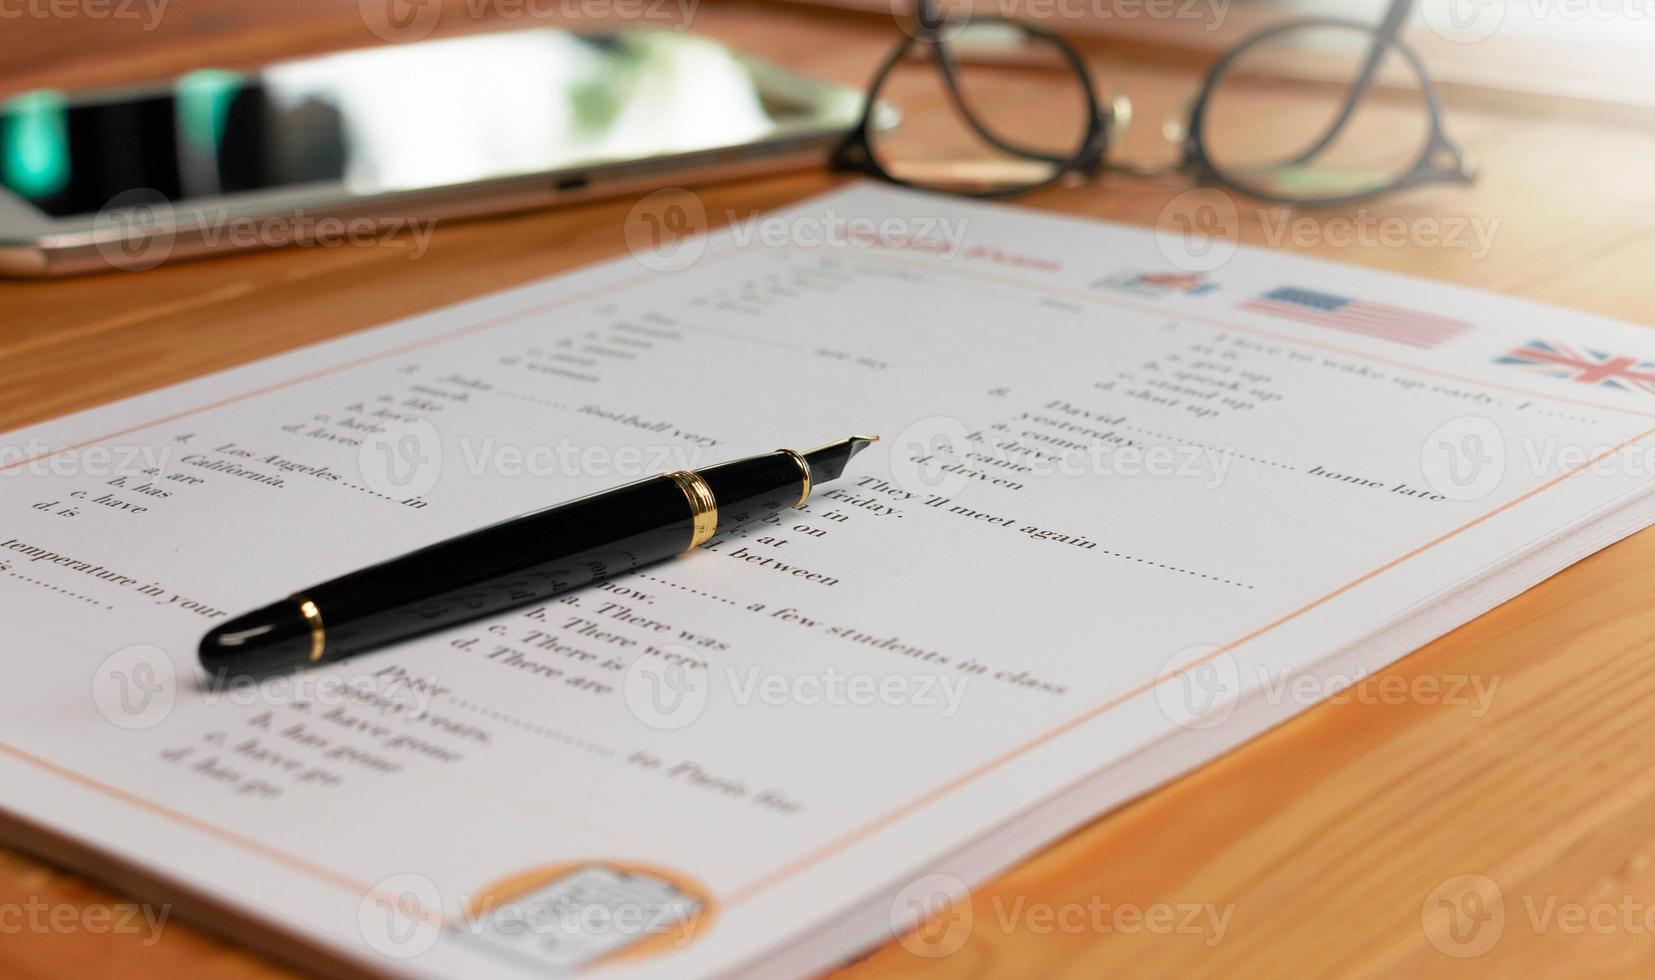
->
xmin=0 ymin=30 xmax=859 ymax=219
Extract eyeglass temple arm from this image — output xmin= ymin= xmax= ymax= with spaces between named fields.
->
xmin=1273 ymin=0 xmax=1416 ymax=170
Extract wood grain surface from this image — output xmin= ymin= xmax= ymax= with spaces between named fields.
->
xmin=3 ymin=2 xmax=1655 ymax=976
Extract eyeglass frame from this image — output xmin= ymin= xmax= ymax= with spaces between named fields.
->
xmin=832 ymin=0 xmax=1477 ymax=208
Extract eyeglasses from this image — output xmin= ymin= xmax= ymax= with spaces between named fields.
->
xmin=832 ymin=0 xmax=1477 ymax=207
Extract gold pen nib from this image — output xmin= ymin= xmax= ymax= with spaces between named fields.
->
xmin=799 ymin=435 xmax=879 ymax=484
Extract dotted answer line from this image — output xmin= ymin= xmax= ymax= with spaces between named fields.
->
xmin=1521 ymin=404 xmax=1601 ymax=425
xmin=1115 ymin=422 xmax=1298 ymax=472
xmin=1096 ymin=550 xmax=1254 ymax=590
xmin=0 ymin=568 xmax=114 ymax=609
xmin=495 ymin=389 xmax=572 ymax=411
xmin=637 ymin=573 xmax=740 ymax=607
xmin=339 ymin=482 xmax=402 ymax=503
xmin=444 ymin=697 xmax=615 ymax=758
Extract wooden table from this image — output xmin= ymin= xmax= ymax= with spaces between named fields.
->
xmin=5 ymin=2 xmax=1655 ymax=976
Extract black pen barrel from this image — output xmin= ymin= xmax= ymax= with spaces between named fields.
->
xmin=310 ymin=473 xmax=696 ymax=659
xmin=698 ymin=451 xmax=812 ymax=531
xmin=199 ymin=448 xmax=830 ymax=675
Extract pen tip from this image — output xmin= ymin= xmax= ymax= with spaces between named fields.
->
xmin=799 ymin=435 xmax=879 ymax=484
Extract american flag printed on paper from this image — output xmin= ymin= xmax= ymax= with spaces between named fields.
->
xmin=1496 ymin=340 xmax=1655 ymax=394
xmin=1239 ymin=286 xmax=1474 ymax=349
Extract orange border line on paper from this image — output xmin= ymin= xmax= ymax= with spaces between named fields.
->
xmin=722 ymin=424 xmax=1655 ymax=905
xmin=0 ymin=741 xmax=376 ymax=897
xmin=1 ymin=239 xmax=1651 ymax=920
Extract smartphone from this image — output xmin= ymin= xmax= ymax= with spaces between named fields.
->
xmin=0 ymin=29 xmax=866 ymax=277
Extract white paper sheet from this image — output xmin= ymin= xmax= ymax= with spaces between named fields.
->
xmin=2 ymin=185 xmax=1652 ymax=977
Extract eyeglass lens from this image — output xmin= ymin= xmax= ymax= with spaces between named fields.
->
xmin=1197 ymin=24 xmax=1434 ymax=202
xmin=863 ymin=22 xmax=1099 ymax=196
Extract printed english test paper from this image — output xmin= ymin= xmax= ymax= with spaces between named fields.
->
xmin=1 ymin=185 xmax=1652 ymax=977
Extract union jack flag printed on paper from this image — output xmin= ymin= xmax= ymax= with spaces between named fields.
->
xmin=1239 ymin=286 xmax=1473 ymax=349
xmin=1496 ymin=340 xmax=1655 ymax=394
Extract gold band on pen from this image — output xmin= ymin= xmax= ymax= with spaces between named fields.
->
xmin=665 ymin=470 xmax=718 ymax=551
xmin=294 ymin=597 xmax=326 ymax=663
xmin=778 ymin=449 xmax=811 ymax=508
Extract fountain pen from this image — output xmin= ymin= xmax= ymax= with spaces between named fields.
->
xmin=199 ymin=436 xmax=878 ymax=675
